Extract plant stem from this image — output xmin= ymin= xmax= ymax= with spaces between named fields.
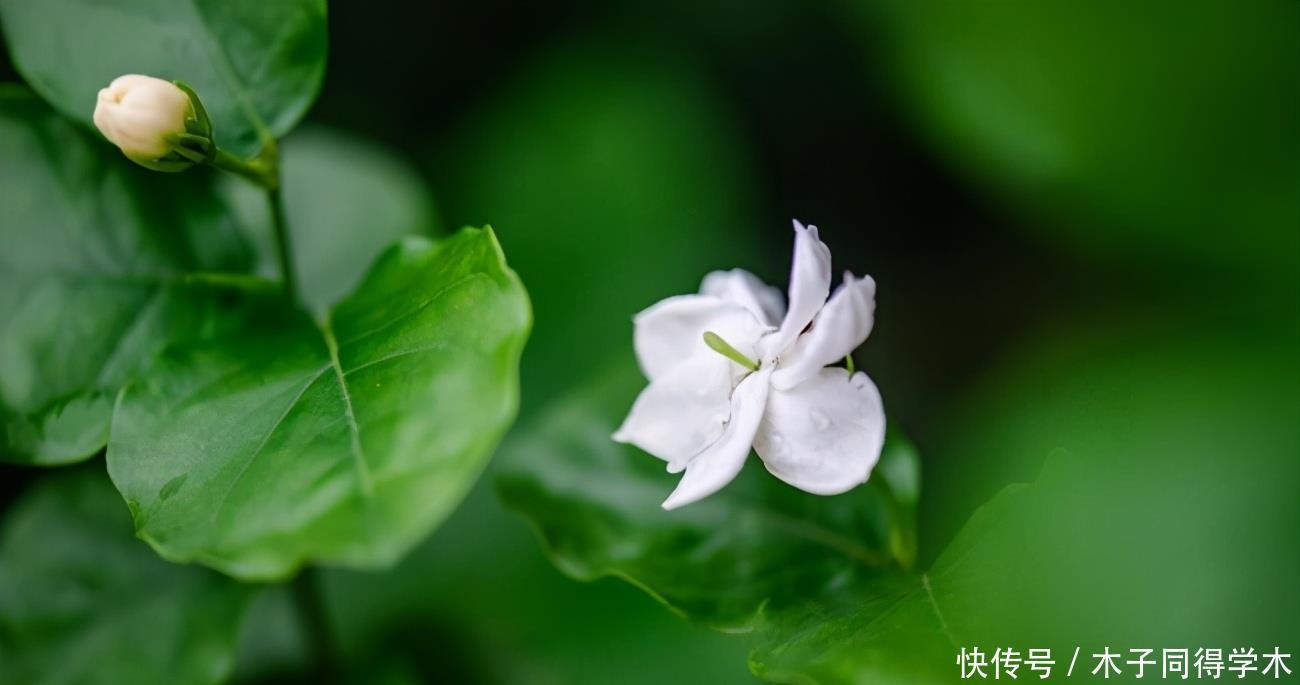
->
xmin=209 ymin=142 xmax=298 ymax=301
xmin=210 ymin=147 xmax=276 ymax=188
xmin=291 ymin=567 xmax=337 ymax=680
xmin=267 ymin=182 xmax=298 ymax=302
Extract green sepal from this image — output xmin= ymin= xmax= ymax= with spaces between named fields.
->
xmin=173 ymin=79 xmax=212 ymax=139
xmin=128 ymin=153 xmax=195 ymax=173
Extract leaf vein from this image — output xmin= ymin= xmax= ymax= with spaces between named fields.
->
xmin=208 ymin=364 xmax=330 ymax=526
xmin=322 ymin=319 xmax=373 ymax=496
xmin=921 ymin=572 xmax=958 ymax=649
xmin=337 ymin=272 xmax=489 ymax=347
xmin=342 ymin=342 xmax=453 ymax=377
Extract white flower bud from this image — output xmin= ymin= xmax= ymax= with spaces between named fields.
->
xmin=93 ymin=74 xmax=194 ymax=169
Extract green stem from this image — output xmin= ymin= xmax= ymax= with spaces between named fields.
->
xmin=209 ymin=143 xmax=297 ymax=301
xmin=845 ymin=353 xmax=856 ymax=374
xmin=210 ymin=148 xmax=276 ymax=188
xmin=267 ymin=182 xmax=298 ymax=302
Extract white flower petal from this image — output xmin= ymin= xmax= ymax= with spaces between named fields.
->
xmin=762 ymin=220 xmax=832 ymax=359
xmin=92 ymin=75 xmax=191 ymax=159
xmin=612 ymin=353 xmax=733 ymax=471
xmin=632 ymin=294 xmax=766 ymax=381
xmin=771 ymin=271 xmax=876 ymax=391
xmin=700 ymin=269 xmax=785 ymax=327
xmin=753 ymin=367 xmax=885 ymax=495
xmin=661 ymin=366 xmax=774 ymax=510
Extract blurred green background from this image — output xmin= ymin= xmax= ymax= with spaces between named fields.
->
xmin=1 ymin=0 xmax=1295 ymax=682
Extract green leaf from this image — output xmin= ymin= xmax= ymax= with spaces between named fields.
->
xmin=747 ymin=467 xmax=1044 ymax=685
xmin=496 ymin=361 xmax=918 ymax=631
xmin=0 ymin=0 xmax=327 ymax=157
xmin=499 ymin=321 xmax=1299 ymax=683
xmin=224 ymin=126 xmax=440 ymax=315
xmin=0 ymin=466 xmax=256 ymax=685
xmin=754 ymin=433 xmax=1298 ymax=683
xmin=744 ymin=456 xmax=1107 ymax=684
xmin=726 ymin=324 xmax=1300 ymax=682
xmin=107 ymin=227 xmax=530 ymax=581
xmin=0 ymin=86 xmax=253 ymax=465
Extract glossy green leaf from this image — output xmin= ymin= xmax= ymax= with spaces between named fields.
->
xmin=107 ymin=227 xmax=530 ymax=581
xmin=744 ymin=456 xmax=1107 ymax=684
xmin=499 ymin=317 xmax=1298 ymax=683
xmin=754 ymin=325 xmax=1300 ymax=683
xmin=500 ymin=417 xmax=1051 ymax=685
xmin=0 ymin=86 xmax=253 ymax=465
xmin=224 ymin=126 xmax=440 ymax=314
xmin=748 ymin=465 xmax=1047 ymax=685
xmin=0 ymin=466 xmax=256 ymax=685
xmin=497 ymin=361 xmax=918 ymax=632
xmin=0 ymin=0 xmax=327 ymax=157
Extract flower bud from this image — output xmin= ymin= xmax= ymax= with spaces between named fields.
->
xmin=93 ymin=74 xmax=196 ymax=171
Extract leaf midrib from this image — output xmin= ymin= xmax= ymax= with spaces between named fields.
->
xmin=201 ymin=272 xmax=492 ymax=529
xmin=920 ymin=571 xmax=958 ymax=649
xmin=205 ymin=317 xmax=376 ymax=528
xmin=321 ymin=317 xmax=372 ymax=495
xmin=207 ymin=364 xmax=329 ymax=526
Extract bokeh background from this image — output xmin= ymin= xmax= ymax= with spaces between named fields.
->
xmin=2 ymin=1 xmax=1296 ymax=682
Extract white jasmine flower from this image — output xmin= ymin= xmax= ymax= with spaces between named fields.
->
xmin=614 ymin=220 xmax=885 ymax=509
xmin=93 ymin=74 xmax=195 ymax=171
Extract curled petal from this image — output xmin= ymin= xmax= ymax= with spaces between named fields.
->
xmin=662 ymin=366 xmax=774 ymax=510
xmin=700 ymin=269 xmax=785 ymax=327
xmin=762 ymin=220 xmax=831 ymax=360
xmin=632 ymin=295 xmax=766 ymax=381
xmin=612 ymin=353 xmax=733 ymax=471
xmin=754 ymin=368 xmax=885 ymax=495
xmin=771 ymin=271 xmax=876 ymax=391
xmin=106 ymin=107 xmax=176 ymax=157
xmin=92 ymin=75 xmax=191 ymax=160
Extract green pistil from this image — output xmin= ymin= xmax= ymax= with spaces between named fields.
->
xmin=703 ymin=331 xmax=760 ymax=371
